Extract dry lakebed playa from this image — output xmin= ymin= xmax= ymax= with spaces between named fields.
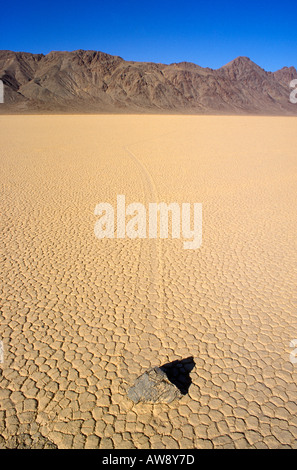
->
xmin=0 ymin=114 xmax=297 ymax=449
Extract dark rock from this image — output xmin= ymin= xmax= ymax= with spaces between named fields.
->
xmin=127 ymin=366 xmax=183 ymax=404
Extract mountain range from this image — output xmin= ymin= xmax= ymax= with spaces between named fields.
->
xmin=0 ymin=49 xmax=296 ymax=114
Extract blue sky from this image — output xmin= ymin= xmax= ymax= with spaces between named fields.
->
xmin=0 ymin=0 xmax=296 ymax=71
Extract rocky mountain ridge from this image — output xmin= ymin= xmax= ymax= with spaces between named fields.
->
xmin=0 ymin=50 xmax=296 ymax=114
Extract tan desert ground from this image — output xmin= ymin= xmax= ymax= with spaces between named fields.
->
xmin=0 ymin=114 xmax=297 ymax=449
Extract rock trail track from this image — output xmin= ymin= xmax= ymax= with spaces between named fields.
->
xmin=0 ymin=115 xmax=297 ymax=449
xmin=124 ymin=143 xmax=165 ymax=336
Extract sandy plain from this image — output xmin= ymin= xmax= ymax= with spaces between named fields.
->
xmin=0 ymin=114 xmax=297 ymax=449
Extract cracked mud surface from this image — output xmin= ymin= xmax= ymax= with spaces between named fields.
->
xmin=0 ymin=115 xmax=297 ymax=448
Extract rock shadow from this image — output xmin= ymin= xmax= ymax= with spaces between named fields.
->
xmin=160 ymin=356 xmax=195 ymax=395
